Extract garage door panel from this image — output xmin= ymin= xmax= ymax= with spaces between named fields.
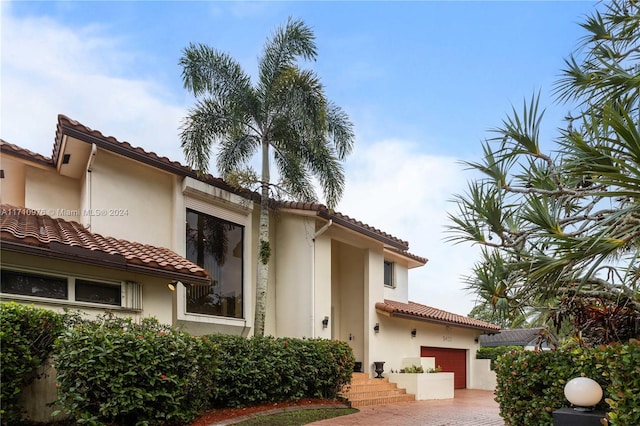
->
xmin=420 ymin=346 xmax=467 ymax=389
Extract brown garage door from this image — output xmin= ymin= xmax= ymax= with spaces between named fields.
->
xmin=420 ymin=347 xmax=467 ymax=389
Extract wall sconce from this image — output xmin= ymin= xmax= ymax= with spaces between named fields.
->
xmin=167 ymin=280 xmax=182 ymax=291
xmin=349 ymin=333 xmax=354 ymax=341
xmin=411 ymin=328 xmax=417 ymax=338
xmin=374 ymin=323 xmax=380 ymax=333
xmin=322 ymin=316 xmax=329 ymax=329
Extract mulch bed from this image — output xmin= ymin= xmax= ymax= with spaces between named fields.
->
xmin=189 ymin=399 xmax=347 ymax=425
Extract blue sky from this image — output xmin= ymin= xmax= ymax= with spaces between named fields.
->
xmin=1 ymin=1 xmax=597 ymax=316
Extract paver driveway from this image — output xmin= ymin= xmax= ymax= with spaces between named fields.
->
xmin=310 ymin=390 xmax=504 ymax=426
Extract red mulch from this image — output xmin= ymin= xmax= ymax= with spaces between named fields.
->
xmin=189 ymin=399 xmax=346 ymax=426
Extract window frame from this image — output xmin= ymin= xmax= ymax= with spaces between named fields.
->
xmin=185 ymin=208 xmax=245 ymax=319
xmin=0 ymin=267 xmax=141 ymax=310
xmin=384 ymin=260 xmax=395 ymax=288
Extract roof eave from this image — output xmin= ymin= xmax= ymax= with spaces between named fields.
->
xmin=316 ymin=209 xmax=408 ymax=250
xmin=1 ymin=240 xmax=210 ymax=285
xmin=376 ymin=307 xmax=501 ymax=333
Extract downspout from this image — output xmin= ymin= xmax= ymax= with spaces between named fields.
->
xmin=312 ymin=219 xmax=333 ymax=338
xmin=85 ymin=144 xmax=97 ymax=229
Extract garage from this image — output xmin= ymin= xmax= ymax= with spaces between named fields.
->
xmin=420 ymin=347 xmax=467 ymax=389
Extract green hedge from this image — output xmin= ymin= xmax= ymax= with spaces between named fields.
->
xmin=0 ymin=302 xmax=66 ymax=424
xmin=2 ymin=305 xmax=354 ymax=425
xmin=53 ymin=315 xmax=217 ymax=425
xmin=204 ymin=334 xmax=354 ymax=407
xmin=52 ymin=315 xmax=354 ymax=425
xmin=495 ymin=340 xmax=640 ymax=426
xmin=476 ymin=346 xmax=522 ymax=370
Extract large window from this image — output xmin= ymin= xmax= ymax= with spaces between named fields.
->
xmin=75 ymin=279 xmax=121 ymax=306
xmin=0 ymin=270 xmax=140 ymax=309
xmin=186 ymin=209 xmax=244 ymax=318
xmin=1 ymin=270 xmax=67 ymax=300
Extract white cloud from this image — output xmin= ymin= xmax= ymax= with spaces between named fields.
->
xmin=340 ymin=139 xmax=482 ymax=315
xmin=1 ymin=7 xmax=483 ymax=317
xmin=1 ymin=10 xmax=186 ymax=162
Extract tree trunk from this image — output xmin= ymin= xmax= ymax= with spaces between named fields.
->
xmin=254 ymin=140 xmax=270 ymax=336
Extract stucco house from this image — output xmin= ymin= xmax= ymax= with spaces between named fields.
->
xmin=1 ymin=115 xmax=499 ymax=405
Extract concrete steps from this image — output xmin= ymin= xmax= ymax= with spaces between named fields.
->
xmin=341 ymin=372 xmax=415 ymax=407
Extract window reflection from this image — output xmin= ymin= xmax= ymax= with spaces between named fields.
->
xmin=185 ymin=209 xmax=244 ymax=318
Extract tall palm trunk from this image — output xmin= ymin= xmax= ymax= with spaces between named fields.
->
xmin=254 ymin=139 xmax=270 ymax=336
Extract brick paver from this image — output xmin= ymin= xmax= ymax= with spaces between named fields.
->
xmin=310 ymin=389 xmax=504 ymax=426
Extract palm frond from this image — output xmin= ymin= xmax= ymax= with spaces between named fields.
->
xmin=180 ymin=43 xmax=251 ymax=100
xmin=258 ymin=17 xmax=317 ymax=99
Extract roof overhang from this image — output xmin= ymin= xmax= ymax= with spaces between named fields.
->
xmin=1 ymin=239 xmax=210 ymax=285
xmin=375 ymin=300 xmax=501 ymax=333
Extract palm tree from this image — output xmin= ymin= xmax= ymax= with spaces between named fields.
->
xmin=179 ymin=18 xmax=354 ymax=336
xmin=446 ymin=0 xmax=640 ymax=344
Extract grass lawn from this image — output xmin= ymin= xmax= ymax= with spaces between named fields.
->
xmin=233 ymin=407 xmax=359 ymax=425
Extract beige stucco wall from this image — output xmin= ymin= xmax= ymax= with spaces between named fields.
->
xmin=0 ymin=251 xmax=173 ymax=325
xmin=274 ymin=213 xmax=314 ymax=338
xmin=331 ymin=241 xmax=365 ymax=360
xmin=24 ymin=166 xmax=81 ymax=222
xmin=87 ymin=150 xmax=174 ymax=248
xmin=0 ymin=155 xmax=27 ymax=207
xmin=313 ymin=231 xmax=332 ymax=340
xmin=370 ymin=314 xmax=484 ymax=388
xmin=383 ymin=255 xmax=410 ymax=303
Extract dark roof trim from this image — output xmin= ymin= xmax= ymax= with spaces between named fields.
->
xmin=390 ymin=311 xmax=500 ymax=332
xmin=56 ymin=117 xmax=260 ymax=202
xmin=317 ymin=209 xmax=408 ymax=250
xmin=1 ymin=240 xmax=210 ymax=285
xmin=0 ymin=141 xmax=54 ymax=168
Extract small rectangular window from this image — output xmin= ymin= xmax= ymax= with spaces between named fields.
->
xmin=384 ymin=261 xmax=394 ymax=287
xmin=0 ymin=270 xmax=68 ymax=300
xmin=75 ymin=280 xmax=122 ymax=306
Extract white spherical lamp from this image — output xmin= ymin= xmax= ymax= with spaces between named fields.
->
xmin=564 ymin=377 xmax=603 ymax=410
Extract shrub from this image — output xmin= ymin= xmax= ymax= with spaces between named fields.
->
xmin=476 ymin=346 xmax=522 ymax=370
xmin=494 ymin=341 xmax=640 ymax=426
xmin=53 ymin=315 xmax=218 ymax=425
xmin=399 ymin=365 xmax=424 ymax=373
xmin=205 ymin=334 xmax=354 ymax=407
xmin=0 ymin=302 xmax=65 ymax=424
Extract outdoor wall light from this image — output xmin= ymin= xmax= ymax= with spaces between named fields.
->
xmin=374 ymin=323 xmax=380 ymax=333
xmin=322 ymin=316 xmax=329 ymax=329
xmin=349 ymin=333 xmax=354 ymax=341
xmin=167 ymin=280 xmax=182 ymax=291
xmin=411 ymin=328 xmax=417 ymax=338
xmin=564 ymin=377 xmax=603 ymax=411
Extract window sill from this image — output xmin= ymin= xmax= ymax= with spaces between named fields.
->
xmin=0 ymin=294 xmax=142 ymax=312
xmin=179 ymin=311 xmax=247 ymax=326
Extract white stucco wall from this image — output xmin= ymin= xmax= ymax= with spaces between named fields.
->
xmin=0 ymin=251 xmax=173 ymax=325
xmin=24 ymin=166 xmax=81 ymax=222
xmin=368 ymin=314 xmax=485 ymax=388
xmin=87 ymin=150 xmax=174 ymax=248
xmin=332 ymin=241 xmax=365 ymax=360
xmin=383 ymin=255 xmax=410 ymax=303
xmin=0 ymin=155 xmax=27 ymax=207
xmin=274 ymin=213 xmax=314 ymax=338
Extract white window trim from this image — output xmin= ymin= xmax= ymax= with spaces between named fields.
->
xmin=0 ymin=266 xmax=142 ymax=311
xmin=384 ymin=260 xmax=395 ymax=288
xmin=178 ymin=194 xmax=253 ymax=328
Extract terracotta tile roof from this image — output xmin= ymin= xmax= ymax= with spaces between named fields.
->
xmin=1 ymin=140 xmax=54 ymax=167
xmin=376 ymin=299 xmax=501 ymax=332
xmin=54 ymin=114 xmax=260 ymax=201
xmin=6 ymin=115 xmax=425 ymax=260
xmin=277 ymin=201 xmax=428 ymax=261
xmin=0 ymin=204 xmax=209 ymax=283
